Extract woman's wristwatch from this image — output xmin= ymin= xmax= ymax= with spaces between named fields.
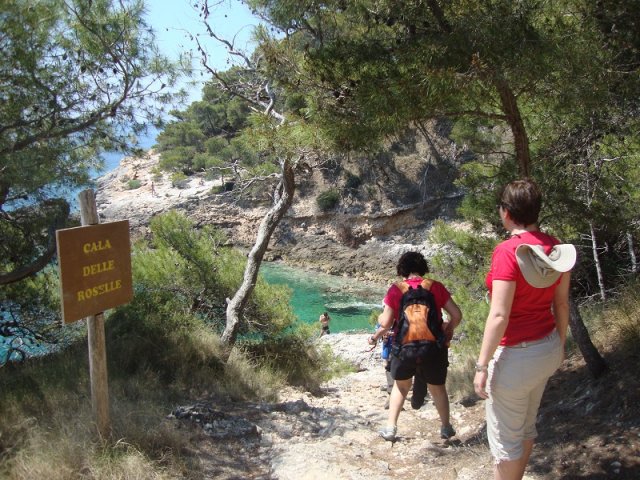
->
xmin=475 ymin=363 xmax=488 ymax=372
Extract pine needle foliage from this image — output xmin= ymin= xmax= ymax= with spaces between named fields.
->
xmin=428 ymin=220 xmax=495 ymax=353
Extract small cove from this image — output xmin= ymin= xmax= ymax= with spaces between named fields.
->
xmin=260 ymin=262 xmax=387 ymax=334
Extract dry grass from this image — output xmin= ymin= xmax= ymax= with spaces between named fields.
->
xmin=7 ymin=432 xmax=182 ymax=480
xmin=578 ymin=280 xmax=640 ymax=359
xmin=602 ymin=288 xmax=640 ymax=349
xmin=0 ymin=375 xmax=196 ymax=480
xmin=0 ymin=319 xmax=336 ymax=479
xmin=221 ymin=347 xmax=286 ymax=401
xmin=447 ymin=349 xmax=477 ymax=401
xmin=0 ymin=330 xmax=281 ymax=479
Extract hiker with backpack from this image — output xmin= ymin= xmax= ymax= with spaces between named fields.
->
xmin=367 ymin=251 xmax=462 ymax=442
xmin=474 ymin=179 xmax=575 ymax=480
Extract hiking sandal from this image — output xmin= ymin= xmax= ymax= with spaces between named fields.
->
xmin=378 ymin=425 xmax=397 ymax=442
xmin=440 ymin=424 xmax=456 ymax=439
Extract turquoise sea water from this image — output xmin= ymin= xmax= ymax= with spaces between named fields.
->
xmin=1 ymin=263 xmax=385 ymax=362
xmin=260 ymin=262 xmax=386 ymax=334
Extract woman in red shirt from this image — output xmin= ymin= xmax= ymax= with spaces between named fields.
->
xmin=474 ymin=179 xmax=574 ymax=480
xmin=369 ymin=251 xmax=462 ymax=442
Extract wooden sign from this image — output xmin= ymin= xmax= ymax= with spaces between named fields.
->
xmin=56 ymin=220 xmax=133 ymax=324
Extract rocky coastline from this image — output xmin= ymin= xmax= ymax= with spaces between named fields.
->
xmin=95 ymin=150 xmax=462 ymax=285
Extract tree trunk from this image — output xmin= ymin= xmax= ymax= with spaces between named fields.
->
xmin=221 ymin=159 xmax=296 ymax=347
xmin=590 ymin=222 xmax=607 ymax=301
xmin=0 ymin=199 xmax=70 ymax=285
xmin=493 ymin=77 xmax=531 ymax=178
xmin=0 ymin=242 xmax=58 ymax=285
xmin=627 ymin=231 xmax=637 ymax=274
xmin=569 ymin=296 xmax=607 ymax=378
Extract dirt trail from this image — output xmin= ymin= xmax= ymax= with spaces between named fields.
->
xmin=262 ymin=334 xmax=501 ymax=480
xmin=175 ymin=333 xmax=640 ymax=479
xmin=177 ymin=334 xmax=537 ymax=480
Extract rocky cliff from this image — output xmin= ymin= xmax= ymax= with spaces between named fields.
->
xmin=96 ymin=125 xmax=467 ymax=283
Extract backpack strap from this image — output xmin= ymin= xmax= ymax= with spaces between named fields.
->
xmin=420 ymin=279 xmax=434 ymax=291
xmin=395 ymin=278 xmax=434 ymax=293
xmin=394 ymin=280 xmax=409 ymax=294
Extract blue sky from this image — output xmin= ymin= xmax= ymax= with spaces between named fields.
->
xmin=144 ymin=0 xmax=261 ymax=102
xmin=98 ymin=2 xmax=262 ymax=172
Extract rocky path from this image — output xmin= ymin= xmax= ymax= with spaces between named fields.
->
xmin=264 ymin=334 xmax=496 ymax=480
xmin=173 ymin=334 xmax=541 ymax=480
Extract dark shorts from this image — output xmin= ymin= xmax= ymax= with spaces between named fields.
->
xmin=389 ymin=344 xmax=449 ymax=385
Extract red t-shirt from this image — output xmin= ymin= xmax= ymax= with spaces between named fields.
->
xmin=383 ymin=277 xmax=451 ymax=322
xmin=485 ymin=230 xmax=560 ymax=346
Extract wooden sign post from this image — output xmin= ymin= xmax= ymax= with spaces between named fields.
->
xmin=56 ymin=189 xmax=133 ymax=439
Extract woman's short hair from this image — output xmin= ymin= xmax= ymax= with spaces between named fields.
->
xmin=396 ymin=251 xmax=429 ymax=277
xmin=499 ymin=178 xmax=542 ymax=227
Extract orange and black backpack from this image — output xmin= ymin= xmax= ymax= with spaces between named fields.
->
xmin=391 ymin=279 xmax=446 ymax=361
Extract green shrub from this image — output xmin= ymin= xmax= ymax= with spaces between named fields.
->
xmin=126 ymin=179 xmax=142 ymax=190
xmin=316 ymin=189 xmax=340 ymax=212
xmin=158 ymin=144 xmax=199 ymax=173
xmin=368 ymin=308 xmax=382 ymax=328
xmin=170 ymin=172 xmax=190 ymax=188
xmin=241 ymin=323 xmax=345 ymax=392
xmin=107 ymin=211 xmax=322 ymax=392
xmin=427 ymin=219 xmax=496 ymax=396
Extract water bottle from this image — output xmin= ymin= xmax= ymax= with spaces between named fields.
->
xmin=381 ymin=335 xmax=391 ymax=360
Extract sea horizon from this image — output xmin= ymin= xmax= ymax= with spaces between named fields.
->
xmin=98 ymin=125 xmax=159 ymax=178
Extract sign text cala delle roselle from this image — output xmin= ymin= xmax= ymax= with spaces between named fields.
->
xmin=56 ymin=220 xmax=133 ymax=324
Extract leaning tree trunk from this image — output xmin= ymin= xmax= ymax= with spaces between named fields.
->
xmin=569 ymin=296 xmax=607 ymax=378
xmin=221 ymin=159 xmax=296 ymax=347
xmin=0 ymin=198 xmax=70 ymax=285
xmin=590 ymin=222 xmax=607 ymax=301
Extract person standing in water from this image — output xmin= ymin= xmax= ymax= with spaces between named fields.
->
xmin=319 ymin=312 xmax=331 ymax=336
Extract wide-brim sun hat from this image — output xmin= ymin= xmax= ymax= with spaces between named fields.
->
xmin=515 ymin=243 xmax=577 ymax=288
